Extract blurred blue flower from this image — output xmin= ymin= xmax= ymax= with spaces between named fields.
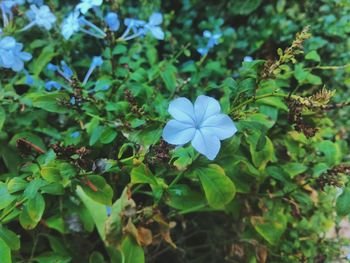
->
xmin=1 ymin=0 xmax=25 ymax=26
xmin=162 ymin=95 xmax=237 ymax=160
xmin=144 ymin=12 xmax=164 ymax=40
xmin=27 ymin=0 xmax=43 ymax=5
xmin=24 ymin=69 xmax=33 ymax=85
xmin=61 ymin=11 xmax=80 ymax=40
xmin=47 ymin=60 xmax=73 ymax=82
xmin=45 ymin=80 xmax=61 ymax=91
xmin=76 ymin=0 xmax=102 ymax=14
xmin=119 ymin=18 xmax=145 ymax=40
xmin=71 ymin=131 xmax=80 ymax=138
xmin=106 ymin=206 xmax=111 ymax=216
xmin=70 ymin=96 xmax=76 ymax=105
xmin=0 ymin=36 xmax=32 ymax=72
xmin=244 ymin=56 xmax=253 ymax=62
xmin=105 ymin=12 xmax=119 ymax=31
xmin=82 ymin=56 xmax=103 ymax=85
xmin=22 ymin=5 xmax=56 ymax=31
xmin=61 ymin=11 xmax=106 ymax=40
xmin=120 ymin=13 xmax=164 ymax=41
xmin=197 ymin=30 xmax=221 ymax=56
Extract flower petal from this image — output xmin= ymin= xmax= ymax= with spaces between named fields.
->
xmin=200 ymin=114 xmax=237 ymax=140
xmin=150 ymin=26 xmax=164 ymax=40
xmin=149 ymin=13 xmax=162 ymax=25
xmin=194 ymin=95 xmax=221 ymax=124
xmin=168 ymin=97 xmax=195 ymax=124
xmin=162 ymin=120 xmax=196 ymax=145
xmin=191 ymin=129 xmax=220 ymax=160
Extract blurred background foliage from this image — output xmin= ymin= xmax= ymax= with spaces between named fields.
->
xmin=1 ymin=0 xmax=350 ymax=262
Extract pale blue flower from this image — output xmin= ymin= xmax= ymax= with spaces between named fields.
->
xmin=119 ymin=18 xmax=145 ymax=40
xmin=71 ymin=131 xmax=80 ymax=138
xmin=0 ymin=36 xmax=31 ymax=72
xmin=47 ymin=60 xmax=73 ymax=82
xmin=162 ymin=95 xmax=237 ymax=160
xmin=119 ymin=13 xmax=164 ymax=41
xmin=197 ymin=30 xmax=221 ymax=56
xmin=61 ymin=11 xmax=106 ymax=40
xmin=105 ymin=12 xmax=119 ymax=31
xmin=22 ymin=5 xmax=56 ymax=31
xmin=143 ymin=12 xmax=164 ymax=40
xmin=82 ymin=56 xmax=103 ymax=85
xmin=61 ymin=11 xmax=80 ymax=40
xmin=45 ymin=80 xmax=61 ymax=91
xmin=244 ymin=56 xmax=253 ymax=62
xmin=76 ymin=0 xmax=102 ymax=14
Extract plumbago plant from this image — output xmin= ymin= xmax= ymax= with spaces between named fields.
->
xmin=1 ymin=1 xmax=350 ymax=263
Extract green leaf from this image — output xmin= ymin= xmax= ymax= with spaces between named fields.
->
xmin=100 ymin=127 xmax=117 ymax=144
xmin=7 ymin=178 xmax=27 ymax=194
xmin=24 ymin=93 xmax=69 ymax=113
xmin=336 ymin=187 xmax=350 ymax=216
xmin=89 ymin=251 xmax=105 ymax=263
xmin=121 ymin=236 xmax=145 ymax=263
xmin=281 ymin=163 xmax=308 ymax=178
xmin=26 ymin=193 xmax=45 ymax=222
xmin=0 ymin=106 xmax=5 ymax=131
xmin=105 ymin=188 xmax=134 ymax=247
xmin=195 ymin=164 xmax=236 ymax=208
xmin=19 ymin=207 xmax=38 ymax=230
xmin=230 ymin=0 xmax=262 ymax=15
xmin=247 ymin=133 xmax=275 ymax=169
xmin=46 ymin=215 xmax=66 ymax=234
xmin=160 ymin=64 xmax=177 ymax=92
xmin=251 ymin=211 xmax=287 ymax=245
xmin=166 ymin=185 xmax=207 ymax=211
xmin=76 ymin=186 xmax=107 ymax=239
xmin=305 ymin=50 xmax=321 ymax=62
xmin=131 ymin=163 xmax=158 ymax=185
xmin=0 ymin=238 xmax=11 ymax=263
xmin=314 ymin=140 xmax=342 ymax=166
xmin=31 ymin=45 xmax=56 ymax=76
xmin=89 ymin=126 xmax=105 ymax=146
xmin=112 ymin=44 xmax=127 ymax=55
xmin=0 ymin=183 xmax=15 ymax=210
xmin=81 ymin=175 xmax=113 ymax=205
xmin=0 ymin=226 xmax=20 ymax=251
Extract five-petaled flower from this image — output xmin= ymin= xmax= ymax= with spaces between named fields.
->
xmin=162 ymin=95 xmax=237 ymax=160
xmin=0 ymin=36 xmax=32 ymax=72
xmin=23 ymin=5 xmax=57 ymax=31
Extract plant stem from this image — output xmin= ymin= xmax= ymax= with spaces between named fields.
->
xmin=231 ymin=92 xmax=289 ymax=113
xmin=168 ymin=171 xmax=185 ymax=188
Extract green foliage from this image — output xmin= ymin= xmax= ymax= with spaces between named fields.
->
xmin=1 ymin=0 xmax=350 ymax=262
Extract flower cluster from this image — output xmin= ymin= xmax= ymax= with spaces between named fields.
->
xmin=60 ymin=0 xmax=164 ymax=41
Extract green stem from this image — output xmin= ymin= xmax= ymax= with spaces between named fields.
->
xmin=0 ymin=198 xmax=27 ymax=222
xmin=231 ymin=92 xmax=289 ymax=113
xmin=168 ymin=171 xmax=185 ymax=188
xmin=177 ymin=203 xmax=209 ymax=215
